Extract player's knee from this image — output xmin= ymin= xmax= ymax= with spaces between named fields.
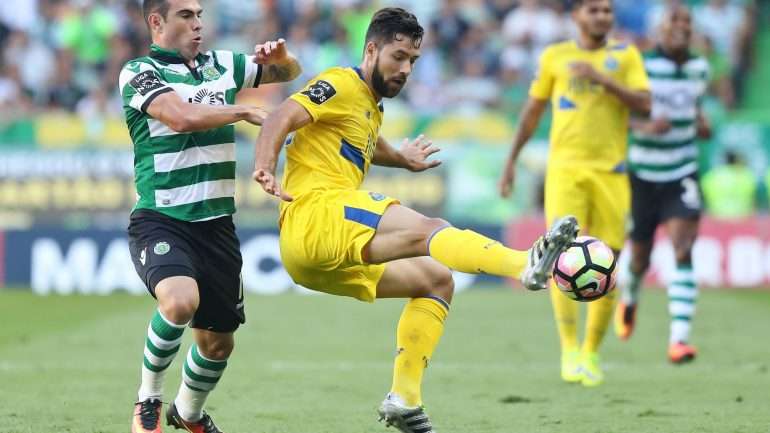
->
xmin=418 ymin=216 xmax=450 ymax=241
xmin=428 ymin=267 xmax=454 ymax=304
xmin=630 ymin=256 xmax=650 ymax=275
xmin=198 ymin=339 xmax=234 ymax=361
xmin=672 ymin=240 xmax=694 ymax=264
xmin=159 ymin=296 xmax=197 ymax=323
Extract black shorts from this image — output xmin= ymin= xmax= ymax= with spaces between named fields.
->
xmin=629 ymin=172 xmax=702 ymax=242
xmin=128 ymin=209 xmax=244 ymax=332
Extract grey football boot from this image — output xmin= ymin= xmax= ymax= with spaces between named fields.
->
xmin=520 ymin=215 xmax=579 ymax=291
xmin=378 ymin=393 xmax=435 ymax=433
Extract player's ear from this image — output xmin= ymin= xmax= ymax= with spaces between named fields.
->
xmin=148 ymin=13 xmax=163 ymax=33
xmin=364 ymin=40 xmax=378 ymax=59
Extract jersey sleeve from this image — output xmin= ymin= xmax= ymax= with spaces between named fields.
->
xmin=529 ymin=47 xmax=555 ymax=100
xmin=118 ymin=61 xmax=173 ymax=113
xmin=232 ymin=52 xmax=263 ymax=90
xmin=289 ymin=71 xmax=351 ymax=122
xmin=624 ymin=45 xmax=650 ymax=91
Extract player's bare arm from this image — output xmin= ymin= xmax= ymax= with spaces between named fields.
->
xmin=372 ymin=134 xmax=441 ymax=172
xmin=145 ymin=91 xmax=267 ymax=132
xmin=630 ymin=117 xmax=673 ymax=135
xmin=696 ymin=108 xmax=712 ymax=139
xmin=253 ymin=38 xmax=302 ymax=84
xmin=570 ymin=62 xmax=651 ymax=114
xmin=498 ymin=97 xmax=548 ymax=198
xmin=252 ymin=99 xmax=313 ymax=201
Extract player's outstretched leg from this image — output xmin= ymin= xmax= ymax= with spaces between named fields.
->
xmin=427 ymin=216 xmax=578 ymax=290
xmin=365 ymin=205 xmax=578 ymax=289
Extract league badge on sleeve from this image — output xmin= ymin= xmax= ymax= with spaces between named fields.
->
xmin=130 ymin=70 xmax=165 ymax=96
xmin=302 ymin=80 xmax=336 ymax=105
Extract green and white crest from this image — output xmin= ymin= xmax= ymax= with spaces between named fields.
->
xmin=153 ymin=241 xmax=171 ymax=255
xmin=202 ymin=64 xmax=221 ymax=80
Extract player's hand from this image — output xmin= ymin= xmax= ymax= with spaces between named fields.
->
xmin=253 ymin=38 xmax=289 ymax=64
xmin=400 ymin=134 xmax=441 ymax=172
xmin=696 ymin=115 xmax=712 ymax=139
xmin=244 ymin=106 xmax=269 ymax=126
xmin=498 ymin=162 xmax=517 ymax=198
xmin=252 ymin=168 xmax=293 ymax=202
xmin=569 ymin=62 xmax=603 ymax=84
xmin=647 ymin=118 xmax=672 ymax=134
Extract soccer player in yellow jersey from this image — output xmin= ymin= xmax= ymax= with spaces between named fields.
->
xmin=252 ymin=7 xmax=578 ymax=433
xmin=499 ymin=0 xmax=651 ymax=387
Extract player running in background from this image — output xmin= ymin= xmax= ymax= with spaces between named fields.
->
xmin=614 ymin=5 xmax=711 ymax=364
xmin=253 ymin=7 xmax=578 ymax=433
xmin=120 ymin=1 xmax=300 ymax=432
xmin=498 ymin=0 xmax=650 ymax=387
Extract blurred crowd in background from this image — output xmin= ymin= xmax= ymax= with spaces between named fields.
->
xmin=0 ymin=0 xmax=760 ymax=117
xmin=1 ymin=0 xmax=769 ymax=224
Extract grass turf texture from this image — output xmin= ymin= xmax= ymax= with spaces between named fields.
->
xmin=0 ymin=288 xmax=768 ymax=433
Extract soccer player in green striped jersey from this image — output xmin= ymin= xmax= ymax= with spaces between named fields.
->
xmin=120 ymin=1 xmax=301 ymax=432
xmin=614 ymin=5 xmax=711 ymax=364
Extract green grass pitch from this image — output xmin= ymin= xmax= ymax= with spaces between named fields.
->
xmin=0 ymin=287 xmax=768 ymax=433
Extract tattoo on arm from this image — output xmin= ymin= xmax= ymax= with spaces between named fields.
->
xmin=261 ymin=61 xmax=302 ymax=84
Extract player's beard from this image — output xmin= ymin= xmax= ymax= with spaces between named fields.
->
xmin=371 ymin=55 xmax=403 ymax=98
xmin=588 ymin=29 xmax=609 ymax=44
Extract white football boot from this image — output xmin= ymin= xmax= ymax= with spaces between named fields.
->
xmin=520 ymin=215 xmax=579 ymax=291
xmin=378 ymin=393 xmax=435 ymax=433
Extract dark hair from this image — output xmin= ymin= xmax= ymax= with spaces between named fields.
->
xmin=364 ymin=7 xmax=423 ymax=49
xmin=143 ymin=0 xmax=171 ymax=24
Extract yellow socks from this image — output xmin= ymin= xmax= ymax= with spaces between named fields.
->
xmin=582 ymin=288 xmax=617 ymax=353
xmin=427 ymin=226 xmax=528 ymax=278
xmin=550 ymin=282 xmax=618 ymax=354
xmin=390 ymin=296 xmax=449 ymax=407
xmin=549 ymin=283 xmax=579 ymax=352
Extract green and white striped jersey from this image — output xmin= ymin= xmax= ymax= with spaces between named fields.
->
xmin=119 ymin=44 xmax=262 ymax=221
xmin=628 ymin=48 xmax=709 ymax=182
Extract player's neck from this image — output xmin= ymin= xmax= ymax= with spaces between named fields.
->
xmin=576 ymin=34 xmax=608 ymax=51
xmin=660 ymin=44 xmax=689 ymax=64
xmin=356 ymin=64 xmax=383 ymax=102
xmin=151 ymin=39 xmax=198 ymax=67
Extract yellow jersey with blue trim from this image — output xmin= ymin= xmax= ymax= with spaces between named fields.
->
xmin=281 ymin=67 xmax=383 ymax=211
xmin=530 ymin=39 xmax=649 ymax=171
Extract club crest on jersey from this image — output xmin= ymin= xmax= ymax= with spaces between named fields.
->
xmin=302 ymin=80 xmax=336 ymax=105
xmin=153 ymin=241 xmax=171 ymax=255
xmin=369 ymin=192 xmax=387 ymax=201
xmin=604 ymin=56 xmax=619 ymax=71
xmin=201 ymin=64 xmax=221 ymax=80
xmin=129 ymin=70 xmax=165 ymax=96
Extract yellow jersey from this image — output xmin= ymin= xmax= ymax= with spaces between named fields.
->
xmin=281 ymin=67 xmax=383 ymax=215
xmin=530 ymin=40 xmax=649 ymax=171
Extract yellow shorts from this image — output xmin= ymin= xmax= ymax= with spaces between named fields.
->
xmin=279 ymin=189 xmax=399 ymax=302
xmin=545 ymin=167 xmax=630 ymax=250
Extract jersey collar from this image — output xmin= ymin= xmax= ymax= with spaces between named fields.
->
xmin=149 ymin=44 xmax=209 ymax=65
